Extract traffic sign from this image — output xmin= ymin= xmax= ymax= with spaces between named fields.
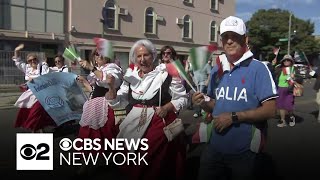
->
xmin=279 ymin=38 xmax=288 ymax=42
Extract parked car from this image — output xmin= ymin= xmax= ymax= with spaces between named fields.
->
xmin=294 ymin=63 xmax=310 ymax=79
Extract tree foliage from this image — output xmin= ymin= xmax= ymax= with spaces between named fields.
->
xmin=246 ymin=9 xmax=320 ymax=61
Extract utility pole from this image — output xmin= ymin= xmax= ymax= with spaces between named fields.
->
xmin=287 ymin=13 xmax=292 ymax=55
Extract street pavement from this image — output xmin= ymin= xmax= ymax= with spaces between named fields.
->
xmin=0 ymin=79 xmax=320 ymax=179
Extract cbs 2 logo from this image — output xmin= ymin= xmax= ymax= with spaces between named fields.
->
xmin=20 ymin=143 xmax=50 ymax=160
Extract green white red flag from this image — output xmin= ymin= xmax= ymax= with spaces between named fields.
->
xmin=93 ymin=38 xmax=114 ymax=59
xmin=63 ymin=46 xmax=81 ymax=62
xmin=189 ymin=44 xmax=217 ymax=71
xmin=169 ymin=60 xmax=196 ymax=92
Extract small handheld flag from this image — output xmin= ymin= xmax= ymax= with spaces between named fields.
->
xmin=63 ymin=46 xmax=81 ymax=62
xmin=166 ymin=62 xmax=180 ymax=77
xmin=170 ymin=60 xmax=196 ymax=92
xmin=189 ymin=44 xmax=217 ymax=71
xmin=93 ymin=38 xmax=114 ymax=59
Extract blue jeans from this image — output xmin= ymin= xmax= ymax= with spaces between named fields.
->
xmin=198 ymin=145 xmax=256 ymax=180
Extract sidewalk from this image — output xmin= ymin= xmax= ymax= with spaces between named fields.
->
xmin=0 ymin=85 xmax=21 ymax=109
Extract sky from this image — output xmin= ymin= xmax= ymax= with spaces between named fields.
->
xmin=236 ymin=0 xmax=320 ymax=35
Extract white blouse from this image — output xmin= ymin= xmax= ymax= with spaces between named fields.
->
xmin=108 ymin=63 xmax=188 ymax=112
xmin=49 ymin=65 xmax=69 ymax=73
xmin=13 ymin=57 xmax=49 ymax=81
xmin=87 ymin=63 xmax=123 ymax=89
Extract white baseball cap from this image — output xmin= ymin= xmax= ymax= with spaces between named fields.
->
xmin=220 ymin=16 xmax=246 ymax=35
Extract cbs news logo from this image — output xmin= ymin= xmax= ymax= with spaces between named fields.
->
xmin=16 ymin=133 xmax=53 ymax=170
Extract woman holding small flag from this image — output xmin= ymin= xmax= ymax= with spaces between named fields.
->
xmin=76 ymin=39 xmax=123 ymax=174
xmin=106 ymin=39 xmax=188 ymax=180
xmin=12 ymin=44 xmax=56 ymax=132
xmin=274 ymin=54 xmax=297 ymax=127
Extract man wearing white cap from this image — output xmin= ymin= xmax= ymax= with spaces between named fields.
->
xmin=192 ymin=16 xmax=278 ymax=179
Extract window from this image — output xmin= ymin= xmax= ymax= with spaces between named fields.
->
xmin=11 ymin=6 xmax=25 ymax=31
xmin=47 ymin=11 xmax=63 ymax=33
xmin=210 ymin=0 xmax=219 ymax=11
xmin=145 ymin=7 xmax=155 ymax=34
xmin=105 ymin=1 xmax=116 ymax=29
xmin=27 ymin=0 xmax=45 ymax=9
xmin=102 ymin=0 xmax=120 ymax=30
xmin=183 ymin=15 xmax=192 ymax=39
xmin=210 ymin=21 xmax=217 ymax=42
xmin=0 ymin=0 xmax=64 ymax=33
xmin=27 ymin=8 xmax=45 ymax=32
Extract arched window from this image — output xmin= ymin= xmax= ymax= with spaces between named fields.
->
xmin=102 ymin=0 xmax=118 ymax=30
xmin=145 ymin=7 xmax=155 ymax=33
xmin=183 ymin=15 xmax=192 ymax=38
xmin=210 ymin=21 xmax=217 ymax=42
xmin=210 ymin=0 xmax=218 ymax=11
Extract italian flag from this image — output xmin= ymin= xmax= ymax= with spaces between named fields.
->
xmin=192 ymin=120 xmax=214 ymax=143
xmin=189 ymin=44 xmax=217 ymax=71
xmin=170 ymin=60 xmax=196 ymax=92
xmin=273 ymin=47 xmax=280 ymax=55
xmin=283 ymin=67 xmax=294 ymax=85
xmin=63 ymin=46 xmax=81 ymax=62
xmin=93 ymin=37 xmax=114 ymax=59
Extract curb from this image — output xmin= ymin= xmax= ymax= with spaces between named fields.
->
xmin=0 ymin=106 xmax=18 ymax=110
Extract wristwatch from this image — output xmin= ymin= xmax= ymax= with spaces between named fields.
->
xmin=91 ymin=66 xmax=97 ymax=73
xmin=231 ymin=112 xmax=239 ymax=124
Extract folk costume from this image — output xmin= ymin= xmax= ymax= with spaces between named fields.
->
xmin=49 ymin=65 xmax=69 ymax=73
xmin=78 ymin=63 xmax=123 ymax=153
xmin=108 ymin=63 xmax=188 ymax=180
xmin=13 ymin=57 xmax=55 ymax=131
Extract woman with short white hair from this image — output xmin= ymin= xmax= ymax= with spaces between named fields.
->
xmin=106 ymin=39 xmax=188 ymax=180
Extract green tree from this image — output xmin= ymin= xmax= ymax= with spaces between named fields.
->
xmin=246 ymin=9 xmax=320 ymax=61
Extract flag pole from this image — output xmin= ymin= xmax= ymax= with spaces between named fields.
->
xmin=275 ymin=46 xmax=280 ymax=59
xmin=302 ymin=51 xmax=312 ymax=70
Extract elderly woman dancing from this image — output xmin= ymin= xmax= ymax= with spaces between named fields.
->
xmin=106 ymin=39 xmax=188 ymax=180
xmin=12 ymin=44 xmax=55 ymax=132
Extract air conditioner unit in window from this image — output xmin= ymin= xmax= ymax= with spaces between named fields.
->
xmin=183 ymin=0 xmax=193 ymax=4
xmin=176 ymin=18 xmax=184 ymax=25
xmin=118 ymin=8 xmax=128 ymax=15
xmin=156 ymin=15 xmax=164 ymax=21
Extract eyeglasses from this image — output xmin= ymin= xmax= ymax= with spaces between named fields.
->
xmin=27 ymin=58 xmax=37 ymax=63
xmin=163 ymin=51 xmax=172 ymax=55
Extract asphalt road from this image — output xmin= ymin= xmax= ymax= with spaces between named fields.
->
xmin=1 ymin=79 xmax=320 ymax=179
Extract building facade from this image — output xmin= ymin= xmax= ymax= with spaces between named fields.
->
xmin=0 ymin=0 xmax=235 ymax=84
xmin=69 ymin=0 xmax=235 ymax=69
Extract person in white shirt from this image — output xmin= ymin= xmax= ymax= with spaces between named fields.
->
xmin=50 ymin=54 xmax=69 ymax=72
xmin=76 ymin=48 xmax=123 ymax=175
xmin=106 ymin=39 xmax=188 ymax=180
xmin=12 ymin=44 xmax=55 ymax=132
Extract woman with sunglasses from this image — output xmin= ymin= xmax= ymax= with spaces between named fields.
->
xmin=11 ymin=44 xmax=55 ymax=133
xmin=274 ymin=54 xmax=296 ymax=127
xmin=76 ymin=48 xmax=123 ymax=174
xmin=50 ymin=54 xmax=69 ymax=72
xmin=160 ymin=45 xmax=177 ymax=64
